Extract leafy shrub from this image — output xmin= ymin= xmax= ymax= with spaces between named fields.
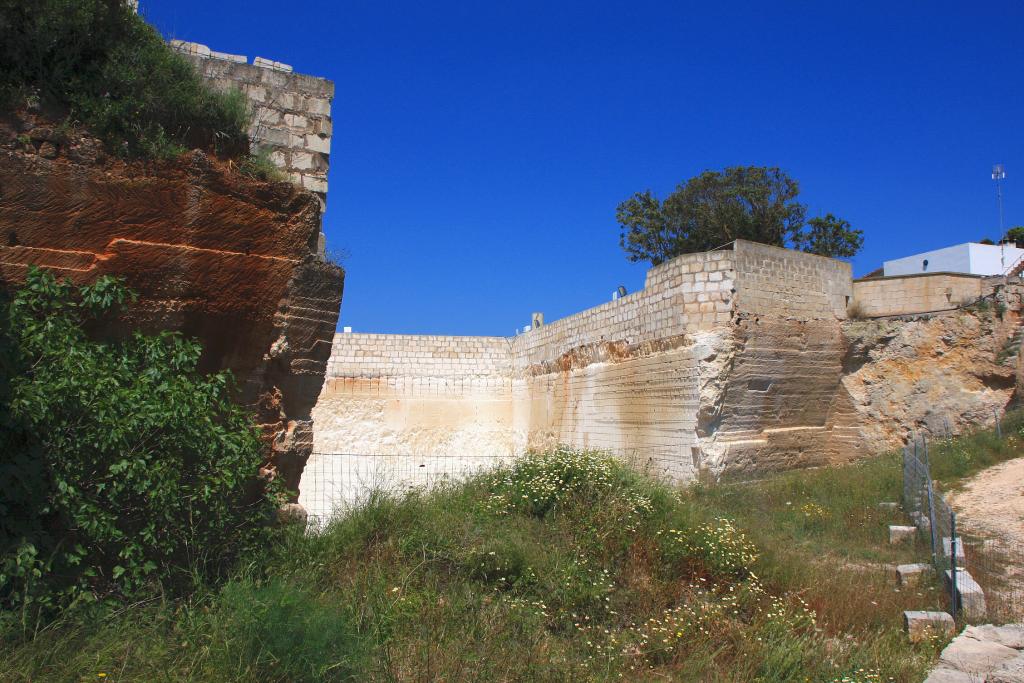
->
xmin=237 ymin=148 xmax=286 ymax=182
xmin=658 ymin=518 xmax=758 ymax=579
xmin=0 ymin=268 xmax=274 ymax=626
xmin=0 ymin=0 xmax=249 ymax=158
xmin=487 ymin=448 xmax=619 ymax=516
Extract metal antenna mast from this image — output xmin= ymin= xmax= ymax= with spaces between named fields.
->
xmin=993 ymin=164 xmax=1006 ymax=268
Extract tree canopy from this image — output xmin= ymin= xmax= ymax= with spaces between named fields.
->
xmin=616 ymin=166 xmax=864 ymax=265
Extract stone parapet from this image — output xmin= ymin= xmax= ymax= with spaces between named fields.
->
xmin=852 ymin=272 xmax=985 ymax=317
xmin=170 ymin=40 xmax=333 ymax=210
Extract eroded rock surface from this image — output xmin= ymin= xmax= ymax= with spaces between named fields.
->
xmin=839 ymin=297 xmax=1022 ymax=455
xmin=0 ymin=114 xmax=344 ymax=492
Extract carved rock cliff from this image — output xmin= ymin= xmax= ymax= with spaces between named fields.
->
xmin=0 ymin=114 xmax=344 ymax=492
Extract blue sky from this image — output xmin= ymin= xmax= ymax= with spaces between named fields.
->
xmin=143 ymin=1 xmax=1024 ymax=336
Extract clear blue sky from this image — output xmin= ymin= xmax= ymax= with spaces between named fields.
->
xmin=142 ymin=1 xmax=1023 ymax=336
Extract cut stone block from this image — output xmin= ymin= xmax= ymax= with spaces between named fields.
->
xmin=896 ymin=562 xmax=932 ymax=586
xmin=904 ymin=610 xmax=955 ymax=643
xmin=878 ymin=501 xmax=899 ymax=511
xmin=943 ymin=537 xmax=967 ymax=563
xmin=253 ymin=56 xmax=293 ymax=73
xmin=890 ymin=525 xmax=917 ymax=544
xmin=943 ymin=569 xmax=987 ymax=621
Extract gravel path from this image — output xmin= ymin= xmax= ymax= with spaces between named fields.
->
xmin=948 ymin=458 xmax=1024 ymax=546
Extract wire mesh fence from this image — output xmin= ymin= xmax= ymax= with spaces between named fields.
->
xmin=902 ymin=433 xmax=1024 ymax=624
xmin=297 ymin=451 xmax=521 ymax=530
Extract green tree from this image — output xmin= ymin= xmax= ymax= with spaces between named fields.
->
xmin=1006 ymin=226 xmax=1024 ymax=247
xmin=616 ymin=166 xmax=866 ymax=264
xmin=0 ymin=268 xmax=275 ymax=623
xmin=616 ymin=166 xmax=806 ymax=265
xmin=792 ymin=213 xmax=864 ymax=258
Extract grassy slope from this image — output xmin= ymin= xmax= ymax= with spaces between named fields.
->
xmin=3 ymin=447 xmax=952 ymax=683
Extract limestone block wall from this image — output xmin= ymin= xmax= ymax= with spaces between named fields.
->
xmin=510 ymin=249 xmax=734 ymax=368
xmin=851 ymin=273 xmax=985 ymax=317
xmin=314 ymin=334 xmax=516 ymax=457
xmin=731 ymin=240 xmax=852 ymax=320
xmin=170 ymin=41 xmax=333 ymax=203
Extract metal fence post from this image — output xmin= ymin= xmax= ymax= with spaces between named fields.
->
xmin=925 ymin=470 xmax=939 ymax=565
xmin=950 ymin=511 xmax=958 ymax=622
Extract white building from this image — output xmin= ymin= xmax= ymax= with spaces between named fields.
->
xmin=883 ymin=242 xmax=1024 ymax=277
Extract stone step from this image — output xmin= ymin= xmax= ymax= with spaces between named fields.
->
xmin=896 ymin=563 xmax=932 ymax=587
xmin=890 ymin=525 xmax=917 ymax=544
xmin=904 ymin=610 xmax=955 ymax=643
xmin=943 ymin=569 xmax=987 ymax=621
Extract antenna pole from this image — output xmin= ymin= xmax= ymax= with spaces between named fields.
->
xmin=993 ymin=164 xmax=1007 ymax=268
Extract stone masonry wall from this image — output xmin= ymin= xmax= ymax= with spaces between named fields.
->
xmin=302 ymin=240 xmax=1024 ymax=516
xmin=851 ymin=273 xmax=985 ymax=317
xmin=732 ymin=240 xmax=852 ymax=320
xmin=171 ymin=41 xmax=333 ymax=206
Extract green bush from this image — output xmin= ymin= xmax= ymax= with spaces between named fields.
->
xmin=0 ymin=268 xmax=275 ymax=628
xmin=0 ymin=0 xmax=249 ymax=158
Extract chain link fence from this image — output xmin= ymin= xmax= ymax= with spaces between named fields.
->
xmin=903 ymin=433 xmax=1024 ymax=624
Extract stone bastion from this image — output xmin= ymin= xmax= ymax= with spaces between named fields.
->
xmin=300 ymin=240 xmax=1024 ymax=517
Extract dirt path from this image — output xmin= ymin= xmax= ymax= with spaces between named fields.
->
xmin=947 ymin=458 xmax=1024 ymax=546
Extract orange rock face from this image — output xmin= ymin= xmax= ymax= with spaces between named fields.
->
xmin=0 ymin=117 xmax=344 ymax=492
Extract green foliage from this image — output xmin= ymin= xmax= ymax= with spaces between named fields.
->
xmin=616 ymin=166 xmax=806 ymax=264
xmin=2 ymin=445 xmax=951 ymax=681
xmin=237 ymin=148 xmax=286 ymax=182
xmin=1007 ymin=226 xmax=1024 ymax=247
xmin=926 ymin=409 xmax=1024 ymax=487
xmin=0 ymin=0 xmax=249 ymax=158
xmin=793 ymin=213 xmax=865 ymax=259
xmin=0 ymin=268 xmax=274 ymax=626
xmin=616 ymin=166 xmax=865 ymax=264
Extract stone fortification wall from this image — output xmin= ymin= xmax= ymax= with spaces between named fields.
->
xmin=170 ymin=41 xmax=333 ymax=204
xmin=303 ymin=240 xmax=1024 ymax=515
xmin=852 ymin=273 xmax=985 ymax=317
xmin=510 ymin=250 xmax=733 ymax=368
xmin=314 ymin=334 xmax=518 ymax=458
xmin=731 ymin=240 xmax=852 ymax=320
xmin=309 ymin=242 xmax=859 ymax=493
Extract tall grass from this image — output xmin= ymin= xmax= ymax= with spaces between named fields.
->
xmin=1 ymin=449 xmax=943 ymax=682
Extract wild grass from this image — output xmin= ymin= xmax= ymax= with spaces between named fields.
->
xmin=925 ymin=408 xmax=1024 ymax=488
xmin=0 ymin=0 xmax=249 ymax=158
xmin=1 ymin=449 xmax=944 ymax=682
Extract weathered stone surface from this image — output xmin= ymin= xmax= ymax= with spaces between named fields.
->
xmin=944 ymin=570 xmax=987 ymax=621
xmin=904 ymin=610 xmax=955 ymax=642
xmin=896 ymin=563 xmax=931 ymax=586
xmin=0 ymin=116 xmax=344 ymax=493
xmin=922 ymin=665 xmax=973 ymax=683
xmin=964 ymin=624 xmax=1024 ymax=649
xmin=839 ymin=303 xmax=1022 ymax=454
xmin=989 ymin=653 xmax=1024 ymax=683
xmin=890 ymin=525 xmax=917 ymax=544
xmin=926 ymin=625 xmax=1024 ymax=682
xmin=939 ymin=635 xmax=1017 ymax=673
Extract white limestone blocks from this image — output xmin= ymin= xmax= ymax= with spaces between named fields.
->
xmin=889 ymin=525 xmax=917 ymax=544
